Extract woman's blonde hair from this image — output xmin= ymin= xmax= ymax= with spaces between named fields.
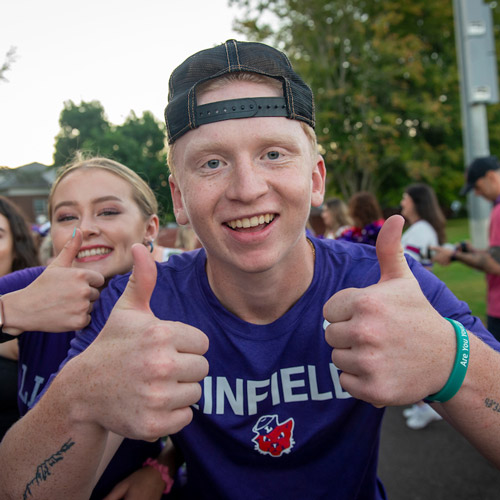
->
xmin=167 ymin=72 xmax=318 ymax=176
xmin=48 ymin=153 xmax=158 ymax=221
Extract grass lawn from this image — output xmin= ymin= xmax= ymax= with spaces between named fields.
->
xmin=431 ymin=218 xmax=487 ymax=323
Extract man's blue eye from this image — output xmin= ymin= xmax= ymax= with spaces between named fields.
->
xmin=267 ymin=151 xmax=280 ymax=160
xmin=207 ymin=159 xmax=220 ymax=169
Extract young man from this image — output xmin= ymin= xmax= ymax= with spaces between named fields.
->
xmin=432 ymin=155 xmax=500 ymax=342
xmin=2 ymin=40 xmax=500 ymax=500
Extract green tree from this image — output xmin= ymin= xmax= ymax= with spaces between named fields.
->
xmin=53 ymin=100 xmax=111 ymax=166
xmin=229 ymin=0 xmax=477 ymax=211
xmin=108 ymin=111 xmax=171 ymax=221
xmin=486 ymin=5 xmax=500 ymax=161
xmin=52 ymin=100 xmax=173 ymax=222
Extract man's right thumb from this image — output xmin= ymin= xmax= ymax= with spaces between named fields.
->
xmin=51 ymin=228 xmax=83 ymax=267
xmin=118 ymin=243 xmax=158 ymax=312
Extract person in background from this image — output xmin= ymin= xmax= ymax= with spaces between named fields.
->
xmin=337 ymin=191 xmax=384 ymax=245
xmin=399 ymin=183 xmax=447 ymax=429
xmin=321 ymin=197 xmax=353 ymax=239
xmin=432 ymin=156 xmax=500 ymax=343
xmin=0 ymin=196 xmax=40 ymax=440
xmin=0 ymin=155 xmax=175 ymax=498
xmin=0 ymin=197 xmax=40 ymax=276
xmin=152 ymin=224 xmax=202 ymax=263
xmin=401 ymin=183 xmax=446 ymax=268
xmin=37 ymin=234 xmax=55 ymax=266
xmin=175 ymin=224 xmax=201 ymax=251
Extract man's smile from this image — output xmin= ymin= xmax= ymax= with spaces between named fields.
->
xmin=226 ymin=213 xmax=276 ymax=230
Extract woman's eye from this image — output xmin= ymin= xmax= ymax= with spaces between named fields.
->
xmin=99 ymin=209 xmax=120 ymax=216
xmin=266 ymin=151 xmax=280 ymax=160
xmin=206 ymin=159 xmax=220 ymax=169
xmin=56 ymin=214 xmax=77 ymax=222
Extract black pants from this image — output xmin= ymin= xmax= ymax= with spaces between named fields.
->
xmin=487 ymin=315 xmax=500 ymax=343
xmin=0 ymin=356 xmax=19 ymax=440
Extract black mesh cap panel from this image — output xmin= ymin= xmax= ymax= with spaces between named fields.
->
xmin=165 ymin=39 xmax=315 ymax=144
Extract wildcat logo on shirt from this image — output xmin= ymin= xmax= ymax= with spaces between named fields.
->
xmin=252 ymin=415 xmax=295 ymax=457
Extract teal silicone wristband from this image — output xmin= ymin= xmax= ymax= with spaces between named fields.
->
xmin=426 ymin=318 xmax=470 ymax=403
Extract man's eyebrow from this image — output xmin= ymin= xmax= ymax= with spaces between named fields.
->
xmin=53 ymin=196 xmax=124 ymax=212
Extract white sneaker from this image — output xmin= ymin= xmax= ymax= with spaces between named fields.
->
xmin=406 ymin=404 xmax=442 ymax=430
xmin=402 ymin=404 xmax=419 ymax=418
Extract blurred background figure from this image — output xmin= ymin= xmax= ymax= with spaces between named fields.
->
xmin=175 ymin=224 xmax=201 ymax=251
xmin=321 ymin=198 xmax=353 ymax=239
xmin=152 ymin=224 xmax=201 ymax=262
xmin=37 ymin=234 xmax=55 ymax=266
xmin=400 ymin=183 xmax=447 ymax=270
xmin=337 ymin=191 xmax=384 ymax=246
xmin=0 ymin=196 xmax=40 ymax=440
xmin=399 ymin=183 xmax=446 ymax=430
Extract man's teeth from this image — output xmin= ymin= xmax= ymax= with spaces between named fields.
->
xmin=227 ymin=214 xmax=274 ymax=229
xmin=77 ymin=248 xmax=112 ymax=258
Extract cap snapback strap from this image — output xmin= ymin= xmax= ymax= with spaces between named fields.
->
xmin=196 ymin=97 xmax=288 ymax=126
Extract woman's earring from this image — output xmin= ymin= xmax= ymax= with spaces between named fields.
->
xmin=146 ymin=240 xmax=154 ymax=253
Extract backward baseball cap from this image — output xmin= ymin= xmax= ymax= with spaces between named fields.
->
xmin=460 ymin=156 xmax=500 ymax=195
xmin=164 ymin=39 xmax=315 ymax=144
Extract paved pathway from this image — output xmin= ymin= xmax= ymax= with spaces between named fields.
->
xmin=378 ymin=406 xmax=500 ymax=499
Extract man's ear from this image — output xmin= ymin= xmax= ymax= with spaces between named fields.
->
xmin=169 ymin=174 xmax=189 ymax=225
xmin=311 ymin=154 xmax=326 ymax=207
xmin=489 ymin=169 xmax=500 ymax=184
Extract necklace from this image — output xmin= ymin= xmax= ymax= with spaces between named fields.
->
xmin=306 ymin=237 xmax=316 ymax=260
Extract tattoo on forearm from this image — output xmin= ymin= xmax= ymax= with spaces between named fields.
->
xmin=484 ymin=397 xmax=500 ymax=414
xmin=23 ymin=438 xmax=75 ymax=499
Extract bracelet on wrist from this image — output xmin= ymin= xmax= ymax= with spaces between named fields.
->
xmin=425 ymin=318 xmax=470 ymax=403
xmin=143 ymin=457 xmax=174 ymax=494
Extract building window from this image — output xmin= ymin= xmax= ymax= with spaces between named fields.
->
xmin=33 ymin=198 xmax=48 ymax=222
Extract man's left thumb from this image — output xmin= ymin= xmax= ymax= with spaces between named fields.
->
xmin=376 ymin=215 xmax=413 ymax=283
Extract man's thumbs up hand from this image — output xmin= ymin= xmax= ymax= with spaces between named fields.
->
xmin=323 ymin=215 xmax=454 ymax=407
xmin=79 ymin=244 xmax=209 ymax=440
xmin=114 ymin=243 xmax=157 ymax=313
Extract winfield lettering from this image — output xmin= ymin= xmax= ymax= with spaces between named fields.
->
xmin=194 ymin=363 xmax=351 ymax=416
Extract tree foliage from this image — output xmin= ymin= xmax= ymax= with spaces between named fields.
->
xmin=230 ymin=0 xmax=500 ymax=212
xmin=52 ymin=100 xmax=173 ymax=222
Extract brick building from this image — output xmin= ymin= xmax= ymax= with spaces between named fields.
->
xmin=0 ymin=162 xmax=56 ymax=224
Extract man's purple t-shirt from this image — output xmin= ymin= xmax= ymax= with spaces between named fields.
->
xmin=56 ymin=238 xmax=499 ymax=500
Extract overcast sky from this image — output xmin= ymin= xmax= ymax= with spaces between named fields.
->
xmin=0 ymin=0 xmax=243 ymax=168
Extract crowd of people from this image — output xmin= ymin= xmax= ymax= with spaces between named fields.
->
xmin=0 ymin=39 xmax=500 ymax=500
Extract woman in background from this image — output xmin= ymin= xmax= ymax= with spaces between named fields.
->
xmin=0 ymin=155 xmax=174 ymax=498
xmin=400 ymin=183 xmax=446 ymax=269
xmin=337 ymin=191 xmax=384 ymax=246
xmin=321 ymin=198 xmax=353 ymax=239
xmin=400 ymin=183 xmax=447 ymax=430
xmin=0 ymin=196 xmax=40 ymax=440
